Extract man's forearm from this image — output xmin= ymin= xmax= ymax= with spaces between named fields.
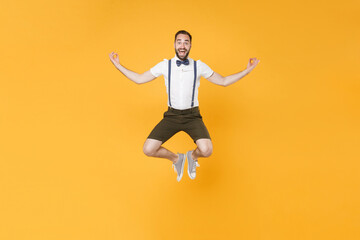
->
xmin=113 ymin=62 xmax=143 ymax=84
xmin=223 ymin=68 xmax=251 ymax=87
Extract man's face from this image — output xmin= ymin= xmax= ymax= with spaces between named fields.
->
xmin=174 ymin=34 xmax=191 ymax=60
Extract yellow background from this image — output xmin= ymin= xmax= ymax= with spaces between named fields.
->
xmin=1 ymin=0 xmax=359 ymax=239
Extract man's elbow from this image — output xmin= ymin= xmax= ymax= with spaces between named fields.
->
xmin=222 ymin=78 xmax=228 ymax=87
xmin=134 ymin=75 xmax=147 ymax=84
xmin=131 ymin=78 xmax=142 ymax=84
xmin=136 ymin=72 xmax=155 ymax=84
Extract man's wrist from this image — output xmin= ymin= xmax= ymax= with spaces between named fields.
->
xmin=115 ymin=62 xmax=122 ymax=70
xmin=244 ymin=68 xmax=251 ymax=74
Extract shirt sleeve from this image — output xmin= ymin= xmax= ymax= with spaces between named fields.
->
xmin=197 ymin=60 xmax=214 ymax=79
xmin=150 ymin=60 xmax=166 ymax=77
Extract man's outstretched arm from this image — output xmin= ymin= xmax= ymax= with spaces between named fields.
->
xmin=109 ymin=52 xmax=156 ymax=84
xmin=207 ymin=57 xmax=260 ymax=87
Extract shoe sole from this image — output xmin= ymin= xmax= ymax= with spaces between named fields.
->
xmin=187 ymin=151 xmax=196 ymax=180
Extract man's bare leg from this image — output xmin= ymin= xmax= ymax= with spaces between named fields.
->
xmin=192 ymin=138 xmax=213 ymax=160
xmin=143 ymin=138 xmax=179 ymax=163
xmin=186 ymin=138 xmax=212 ymax=179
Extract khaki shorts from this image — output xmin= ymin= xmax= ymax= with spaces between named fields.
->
xmin=147 ymin=107 xmax=211 ymax=143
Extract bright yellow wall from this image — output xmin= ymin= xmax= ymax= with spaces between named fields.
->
xmin=1 ymin=0 xmax=359 ymax=239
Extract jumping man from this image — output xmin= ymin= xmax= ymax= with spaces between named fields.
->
xmin=109 ymin=30 xmax=260 ymax=181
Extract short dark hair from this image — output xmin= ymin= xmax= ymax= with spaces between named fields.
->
xmin=175 ymin=30 xmax=192 ymax=43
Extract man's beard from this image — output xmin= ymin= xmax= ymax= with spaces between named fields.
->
xmin=175 ymin=48 xmax=190 ymax=60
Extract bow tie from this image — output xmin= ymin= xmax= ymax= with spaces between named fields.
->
xmin=176 ymin=59 xmax=189 ymax=67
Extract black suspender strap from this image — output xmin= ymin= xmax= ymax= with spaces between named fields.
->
xmin=168 ymin=59 xmax=172 ymax=107
xmin=191 ymin=61 xmax=197 ymax=108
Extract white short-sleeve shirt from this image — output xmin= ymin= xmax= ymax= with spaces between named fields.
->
xmin=150 ymin=55 xmax=214 ymax=110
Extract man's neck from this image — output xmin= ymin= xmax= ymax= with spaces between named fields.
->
xmin=175 ymin=55 xmax=189 ymax=61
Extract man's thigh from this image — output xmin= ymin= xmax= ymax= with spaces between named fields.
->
xmin=184 ymin=118 xmax=211 ymax=143
xmin=143 ymin=138 xmax=163 ymax=154
xmin=195 ymin=138 xmax=213 ymax=152
xmin=147 ymin=118 xmax=180 ymax=143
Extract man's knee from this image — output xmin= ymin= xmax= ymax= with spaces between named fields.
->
xmin=201 ymin=146 xmax=213 ymax=157
xmin=198 ymin=140 xmax=213 ymax=157
xmin=143 ymin=143 xmax=155 ymax=156
xmin=143 ymin=139 xmax=161 ymax=157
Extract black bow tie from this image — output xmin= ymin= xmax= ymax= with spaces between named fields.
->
xmin=176 ymin=59 xmax=189 ymax=67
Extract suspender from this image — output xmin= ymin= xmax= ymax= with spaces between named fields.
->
xmin=167 ymin=59 xmax=197 ymax=108
xmin=191 ymin=61 xmax=197 ymax=108
xmin=168 ymin=60 xmax=172 ymax=107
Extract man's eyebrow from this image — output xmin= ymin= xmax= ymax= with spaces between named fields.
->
xmin=176 ymin=39 xmax=190 ymax=42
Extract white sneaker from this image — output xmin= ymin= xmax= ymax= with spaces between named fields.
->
xmin=172 ymin=153 xmax=185 ymax=182
xmin=186 ymin=150 xmax=200 ymax=179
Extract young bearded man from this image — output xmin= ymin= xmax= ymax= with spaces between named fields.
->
xmin=109 ymin=30 xmax=260 ymax=181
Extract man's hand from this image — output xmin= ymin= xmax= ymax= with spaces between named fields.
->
xmin=108 ymin=51 xmax=156 ymax=84
xmin=109 ymin=52 xmax=120 ymax=67
xmin=246 ymin=57 xmax=260 ymax=72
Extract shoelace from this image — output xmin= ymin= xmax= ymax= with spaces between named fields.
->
xmin=191 ymin=161 xmax=200 ymax=173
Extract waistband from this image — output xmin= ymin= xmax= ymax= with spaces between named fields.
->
xmin=167 ymin=106 xmax=199 ymax=114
